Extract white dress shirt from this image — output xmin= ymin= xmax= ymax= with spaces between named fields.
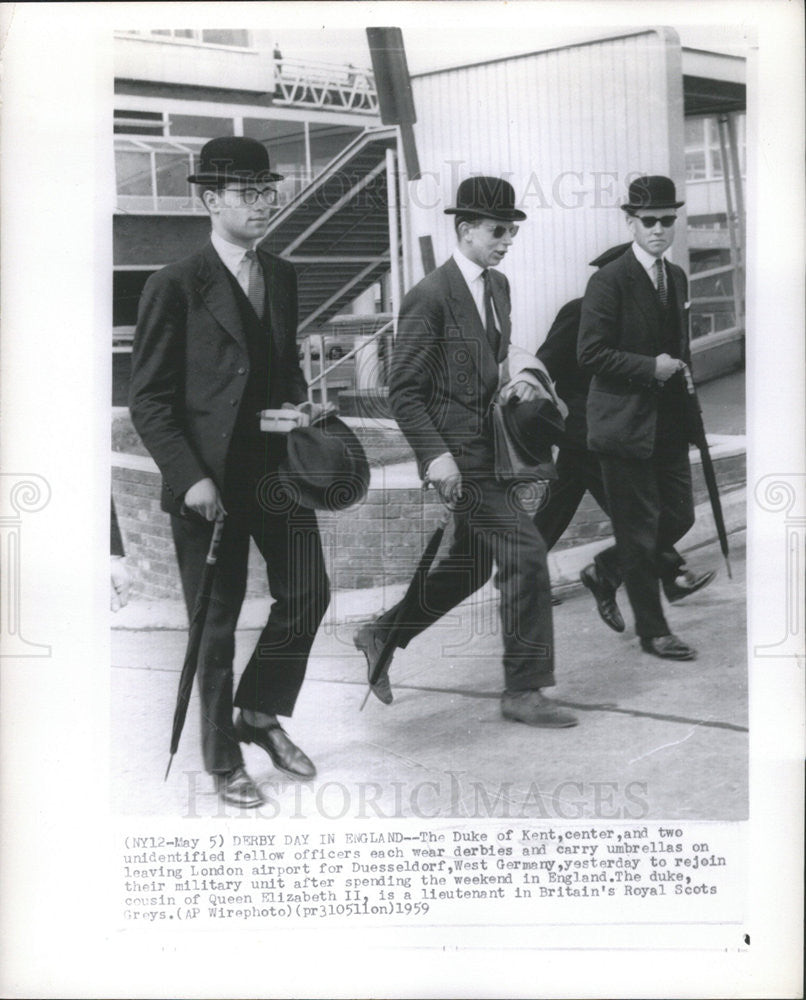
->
xmin=452 ymin=249 xmax=501 ymax=330
xmin=211 ymin=230 xmax=258 ymax=297
xmin=631 ymin=241 xmax=667 ymax=290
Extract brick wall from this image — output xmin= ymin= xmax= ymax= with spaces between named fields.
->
xmin=112 ymin=419 xmax=746 ymax=599
xmin=112 ymin=462 xmax=449 ymax=599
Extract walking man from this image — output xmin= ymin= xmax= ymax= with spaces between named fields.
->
xmin=578 ymin=175 xmax=702 ymax=660
xmin=535 ymin=243 xmax=714 ymax=632
xmin=355 ymin=176 xmax=577 ymax=728
xmin=130 ymin=137 xmax=330 ymax=806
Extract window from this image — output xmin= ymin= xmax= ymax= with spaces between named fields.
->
xmin=244 ymin=119 xmax=307 ymax=202
xmin=168 ymin=114 xmax=234 ymax=138
xmin=309 ymin=124 xmax=362 ymax=174
xmin=115 ymin=138 xmax=202 ymax=212
xmin=201 ymin=29 xmax=250 ymax=47
xmin=115 ymin=114 xmax=366 ymax=213
xmin=684 ymin=113 xmax=746 ymax=183
xmin=114 ymin=109 xmax=165 ymax=136
xmin=114 ymin=271 xmax=155 ymax=328
xmin=119 ymin=29 xmax=251 ymax=48
xmin=688 ymin=249 xmax=740 ymax=340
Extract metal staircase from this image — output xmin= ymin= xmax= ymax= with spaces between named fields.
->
xmin=260 ymin=126 xmax=400 ymax=331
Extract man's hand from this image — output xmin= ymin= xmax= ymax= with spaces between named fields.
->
xmin=426 ymin=452 xmax=462 ymax=506
xmin=183 ymin=477 xmax=226 ymax=521
xmin=110 ymin=557 xmax=131 ymax=612
xmin=655 ymin=353 xmax=683 ymax=383
xmin=498 ymin=379 xmax=539 ymax=403
xmin=281 ymin=400 xmax=336 ymax=425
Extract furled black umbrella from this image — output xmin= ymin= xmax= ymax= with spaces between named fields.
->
xmin=165 ymin=514 xmax=226 ymax=779
xmin=681 ymin=364 xmax=732 ymax=579
xmin=360 ymin=503 xmax=451 ymax=710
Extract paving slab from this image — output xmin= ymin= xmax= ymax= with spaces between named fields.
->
xmin=111 ymin=532 xmax=747 ymax=821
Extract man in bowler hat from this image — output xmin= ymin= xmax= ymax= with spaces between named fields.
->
xmin=578 ymin=176 xmax=704 ymax=660
xmin=355 ymin=176 xmax=578 ymax=728
xmin=130 ymin=137 xmax=330 ymax=806
xmin=535 ymin=243 xmax=714 ymax=632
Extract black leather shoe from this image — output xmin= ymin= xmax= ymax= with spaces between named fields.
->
xmin=234 ymin=713 xmax=317 ymax=780
xmin=354 ymin=622 xmax=393 ymax=704
xmin=214 ymin=766 xmax=263 ymax=808
xmin=640 ymin=634 xmax=697 ymax=660
xmin=580 ymin=564 xmax=625 ymax=633
xmin=663 ymin=569 xmax=717 ymax=603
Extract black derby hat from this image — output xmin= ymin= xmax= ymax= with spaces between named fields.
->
xmin=444 ymin=176 xmax=526 ymax=222
xmin=502 ymin=396 xmax=566 ymax=466
xmin=621 ymin=175 xmax=684 ymax=212
xmin=278 ymin=415 xmax=370 ymax=512
xmin=188 ymin=136 xmax=284 ymax=185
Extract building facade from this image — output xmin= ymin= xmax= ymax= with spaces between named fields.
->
xmin=404 ymin=29 xmax=746 ymax=381
xmin=113 ymin=28 xmax=382 ymax=403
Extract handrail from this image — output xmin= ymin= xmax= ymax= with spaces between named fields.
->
xmin=307 ymin=319 xmax=394 ymax=386
xmin=273 ymin=57 xmax=379 ymax=114
xmin=304 ymin=319 xmax=394 ymax=407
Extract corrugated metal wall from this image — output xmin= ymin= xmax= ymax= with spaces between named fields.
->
xmin=407 ymin=29 xmax=686 ymax=351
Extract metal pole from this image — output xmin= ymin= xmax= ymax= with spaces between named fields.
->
xmin=302 ymin=336 xmax=315 ymax=406
xmin=717 ymin=116 xmax=743 ymax=335
xmin=396 ymin=128 xmax=412 ymax=294
xmin=304 ymin=121 xmax=312 ymax=189
xmin=386 ymin=147 xmax=401 ymax=340
xmin=725 ymin=112 xmax=746 ymax=330
xmin=314 ymin=333 xmax=327 ymax=408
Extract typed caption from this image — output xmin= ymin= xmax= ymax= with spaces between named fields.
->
xmin=119 ymin=820 xmax=742 ymax=927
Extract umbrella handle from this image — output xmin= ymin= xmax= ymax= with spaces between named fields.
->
xmin=422 ymin=479 xmax=456 ymax=526
xmin=207 ymin=514 xmax=225 ymax=565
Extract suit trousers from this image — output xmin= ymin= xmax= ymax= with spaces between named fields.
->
xmin=534 ymin=447 xmax=685 ymax=589
xmin=534 ymin=447 xmax=620 ymax=588
xmin=599 ymin=435 xmax=694 ymax=638
xmin=171 ymin=485 xmax=329 ymax=774
xmin=381 ymin=476 xmax=555 ymax=691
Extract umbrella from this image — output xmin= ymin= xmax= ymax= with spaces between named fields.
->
xmin=360 ymin=502 xmax=451 ymax=710
xmin=681 ymin=364 xmax=732 ymax=579
xmin=165 ymin=514 xmax=226 ymax=779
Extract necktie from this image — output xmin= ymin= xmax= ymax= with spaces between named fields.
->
xmin=481 ymin=269 xmax=500 ymax=355
xmin=654 ymin=257 xmax=668 ymax=307
xmin=244 ymin=249 xmax=265 ymax=318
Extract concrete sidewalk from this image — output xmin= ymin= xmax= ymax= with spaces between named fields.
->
xmin=111 ymin=531 xmax=747 ymax=821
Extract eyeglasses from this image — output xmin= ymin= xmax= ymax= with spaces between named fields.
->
xmin=225 ymin=186 xmax=278 ymax=206
xmin=489 ymin=224 xmax=520 ymax=239
xmin=635 ymin=215 xmax=677 ymax=229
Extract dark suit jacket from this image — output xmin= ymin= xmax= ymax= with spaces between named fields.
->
xmin=577 ymin=248 xmax=690 ymax=459
xmin=536 ymin=297 xmax=588 ymax=449
xmin=129 ymin=242 xmax=307 ymax=514
xmin=389 ymin=256 xmax=511 ymax=478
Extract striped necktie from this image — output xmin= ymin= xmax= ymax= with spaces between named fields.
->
xmin=481 ymin=269 xmax=500 ymax=355
xmin=244 ymin=249 xmax=265 ymax=318
xmin=654 ymin=257 xmax=668 ymax=307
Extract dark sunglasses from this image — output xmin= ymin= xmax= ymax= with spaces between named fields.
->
xmin=489 ymin=223 xmax=519 ymax=239
xmin=636 ymin=215 xmax=677 ymax=229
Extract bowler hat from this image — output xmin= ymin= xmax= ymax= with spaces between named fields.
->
xmin=589 ymin=242 xmax=631 ymax=268
xmin=621 ymin=175 xmax=684 ymax=212
xmin=444 ymin=176 xmax=526 ymax=222
xmin=187 ymin=136 xmax=284 ymax=185
xmin=502 ymin=395 xmax=566 ymax=466
xmin=278 ymin=415 xmax=370 ymax=511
